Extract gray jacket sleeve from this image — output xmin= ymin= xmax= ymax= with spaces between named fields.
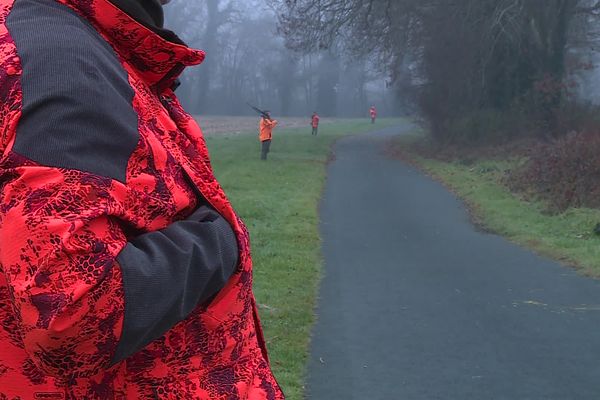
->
xmin=112 ymin=206 xmax=239 ymax=364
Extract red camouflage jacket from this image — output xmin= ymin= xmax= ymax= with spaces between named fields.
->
xmin=0 ymin=0 xmax=284 ymax=398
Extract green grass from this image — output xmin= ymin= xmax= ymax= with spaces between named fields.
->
xmin=393 ymin=133 xmax=600 ymax=277
xmin=205 ymin=118 xmax=402 ymax=399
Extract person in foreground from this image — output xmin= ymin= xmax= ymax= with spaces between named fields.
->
xmin=259 ymin=112 xmax=278 ymax=160
xmin=0 ymin=0 xmax=284 ymax=398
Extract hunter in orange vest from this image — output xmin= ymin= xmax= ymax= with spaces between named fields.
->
xmin=370 ymin=105 xmax=378 ymax=123
xmin=311 ymin=112 xmax=320 ymax=135
xmin=259 ymin=112 xmax=278 ymax=160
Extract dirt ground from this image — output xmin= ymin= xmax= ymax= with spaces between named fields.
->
xmin=195 ymin=116 xmax=338 ymax=136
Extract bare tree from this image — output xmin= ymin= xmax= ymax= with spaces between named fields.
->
xmin=273 ymin=0 xmax=599 ymax=142
xmin=164 ymin=0 xmax=400 ymax=117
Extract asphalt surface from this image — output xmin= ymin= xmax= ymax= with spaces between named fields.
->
xmin=306 ymin=124 xmax=600 ymax=400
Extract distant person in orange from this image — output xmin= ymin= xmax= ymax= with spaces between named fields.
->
xmin=259 ymin=111 xmax=278 ymax=160
xmin=370 ymin=105 xmax=378 ymax=124
xmin=311 ymin=112 xmax=320 ymax=135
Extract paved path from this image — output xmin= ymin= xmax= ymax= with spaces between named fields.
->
xmin=307 ymin=124 xmax=600 ymax=399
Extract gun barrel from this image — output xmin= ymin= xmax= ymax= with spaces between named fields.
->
xmin=247 ymin=102 xmax=272 ymax=121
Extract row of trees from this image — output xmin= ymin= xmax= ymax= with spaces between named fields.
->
xmin=273 ymin=0 xmax=600 ymax=143
xmin=164 ymin=1 xmax=398 ymax=117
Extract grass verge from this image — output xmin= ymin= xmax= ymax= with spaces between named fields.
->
xmin=390 ymin=132 xmax=600 ymax=277
xmin=206 ymin=118 xmax=402 ymax=399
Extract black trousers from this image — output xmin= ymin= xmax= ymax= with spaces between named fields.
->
xmin=261 ymin=140 xmax=271 ymax=160
xmin=312 ymin=127 xmax=318 ymax=135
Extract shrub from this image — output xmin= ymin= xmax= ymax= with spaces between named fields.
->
xmin=509 ymin=130 xmax=600 ymax=212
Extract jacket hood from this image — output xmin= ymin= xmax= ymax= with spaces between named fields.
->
xmin=56 ymin=0 xmax=205 ymax=89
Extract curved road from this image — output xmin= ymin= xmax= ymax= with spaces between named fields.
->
xmin=307 ymin=124 xmax=600 ymax=399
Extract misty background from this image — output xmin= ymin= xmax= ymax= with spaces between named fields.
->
xmin=165 ymin=1 xmax=600 ymax=143
xmin=164 ymin=0 xmax=400 ymax=118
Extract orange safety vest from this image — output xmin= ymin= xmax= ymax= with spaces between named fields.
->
xmin=259 ymin=118 xmax=278 ymax=142
xmin=312 ymin=114 xmax=320 ymax=128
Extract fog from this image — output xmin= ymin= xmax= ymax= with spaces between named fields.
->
xmin=164 ymin=0 xmax=399 ymax=118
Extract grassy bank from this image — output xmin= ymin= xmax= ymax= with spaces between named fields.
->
xmin=206 ymin=118 xmax=401 ymax=398
xmin=391 ymin=133 xmax=600 ymax=277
